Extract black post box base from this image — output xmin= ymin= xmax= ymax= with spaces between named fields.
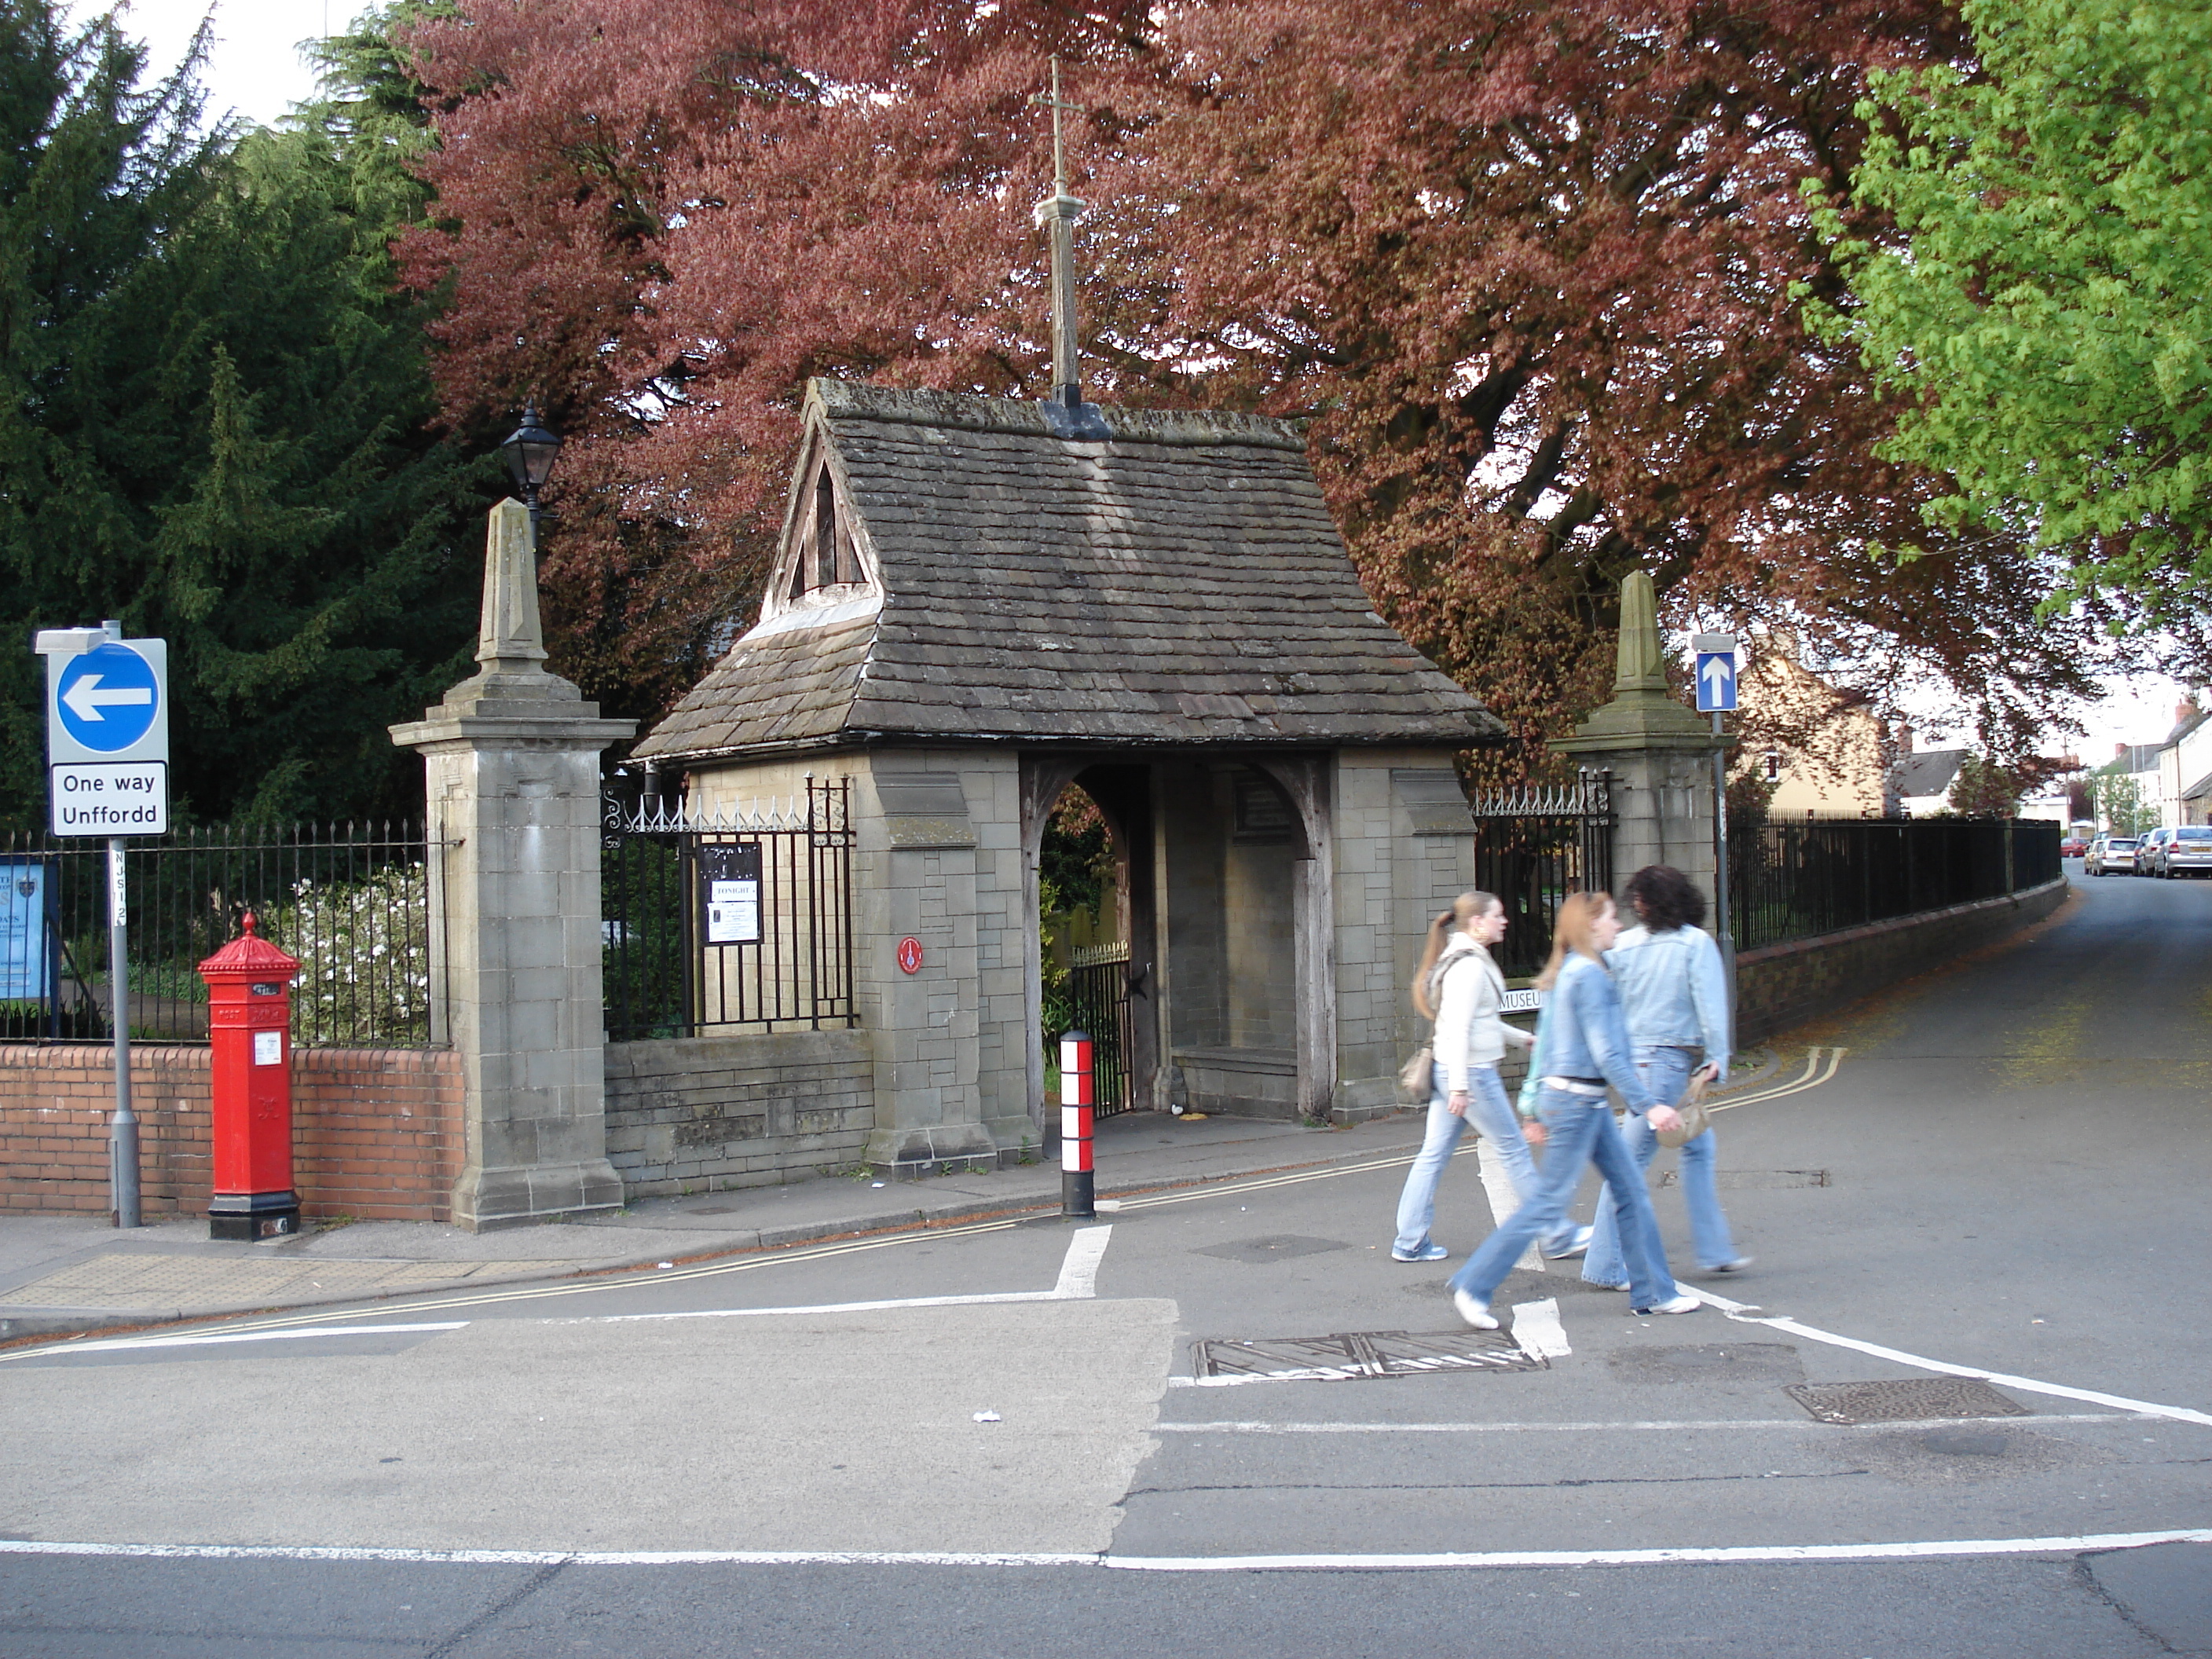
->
xmin=209 ymin=1192 xmax=302 ymax=1241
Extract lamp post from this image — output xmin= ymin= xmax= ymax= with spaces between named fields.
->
xmin=500 ymin=403 xmax=562 ymax=541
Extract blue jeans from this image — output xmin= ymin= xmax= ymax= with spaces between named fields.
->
xmin=1584 ymin=1046 xmax=1741 ymax=1284
xmin=1446 ymin=1085 xmax=1679 ymax=1309
xmin=1393 ymin=1063 xmax=1577 ymax=1258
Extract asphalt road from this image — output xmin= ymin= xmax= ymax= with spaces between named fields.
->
xmin=2 ymin=866 xmax=2208 ymax=1656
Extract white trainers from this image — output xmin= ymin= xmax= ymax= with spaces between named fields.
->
xmin=1632 ymin=1293 xmax=1702 ymax=1316
xmin=1452 ymin=1289 xmax=1498 ymax=1330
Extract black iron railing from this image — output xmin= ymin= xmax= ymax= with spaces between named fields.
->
xmin=0 ymin=822 xmax=439 ymax=1047
xmin=602 ymin=778 xmax=856 ymax=1042
xmin=1469 ymin=773 xmax=1615 ymax=979
xmin=1728 ymin=817 xmax=2062 ymax=953
xmin=1065 ymin=941 xmax=1136 ymax=1118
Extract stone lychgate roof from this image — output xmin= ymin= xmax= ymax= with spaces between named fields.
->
xmin=634 ymin=382 xmax=1503 ymax=763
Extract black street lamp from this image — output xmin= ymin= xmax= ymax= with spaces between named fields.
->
xmin=500 ymin=403 xmax=562 ymax=538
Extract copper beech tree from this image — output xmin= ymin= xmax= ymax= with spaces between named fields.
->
xmin=397 ymin=0 xmax=2111 ymax=767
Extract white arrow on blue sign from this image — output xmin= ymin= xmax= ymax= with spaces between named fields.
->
xmin=55 ymin=642 xmax=163 ymax=753
xmin=1695 ymin=650 xmax=1738 ymax=713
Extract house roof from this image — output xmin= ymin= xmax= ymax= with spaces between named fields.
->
xmin=2103 ymin=743 xmax=2165 ymax=775
xmin=1892 ymin=748 xmax=1967 ymax=799
xmin=634 ymin=382 xmax=1504 ymax=764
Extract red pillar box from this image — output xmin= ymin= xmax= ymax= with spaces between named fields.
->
xmin=199 ymin=913 xmax=302 ymax=1240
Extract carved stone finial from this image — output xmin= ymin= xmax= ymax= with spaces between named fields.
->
xmin=1550 ymin=569 xmax=1719 ymax=755
xmin=1613 ymin=569 xmax=1670 ymax=695
xmin=478 ymin=498 xmax=549 ymax=671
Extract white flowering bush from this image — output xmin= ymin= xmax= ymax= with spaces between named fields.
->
xmin=266 ymin=863 xmax=434 ymax=1047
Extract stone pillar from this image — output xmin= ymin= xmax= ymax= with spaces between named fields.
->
xmin=391 ymin=500 xmax=635 ymax=1230
xmin=1550 ymin=571 xmax=1727 ymax=897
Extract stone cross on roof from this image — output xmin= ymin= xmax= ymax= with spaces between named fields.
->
xmin=1028 ymin=60 xmax=1108 ymax=440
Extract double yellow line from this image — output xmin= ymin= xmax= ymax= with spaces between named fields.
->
xmin=1706 ymin=1046 xmax=1848 ymax=1115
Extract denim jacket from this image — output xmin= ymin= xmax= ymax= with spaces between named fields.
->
xmin=1607 ymin=924 xmax=1730 ymax=1082
xmin=1526 ymin=952 xmax=1658 ymax=1115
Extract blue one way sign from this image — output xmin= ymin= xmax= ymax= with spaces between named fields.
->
xmin=55 ymin=642 xmax=162 ymax=753
xmin=37 ymin=628 xmax=170 ymax=835
xmin=1694 ymin=648 xmax=1738 ymax=713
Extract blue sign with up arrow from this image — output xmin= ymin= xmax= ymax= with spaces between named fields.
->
xmin=55 ymin=642 xmax=161 ymax=753
xmin=1695 ymin=650 xmax=1738 ymax=713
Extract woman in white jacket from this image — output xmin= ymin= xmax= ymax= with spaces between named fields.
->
xmin=1391 ymin=891 xmax=1594 ymax=1263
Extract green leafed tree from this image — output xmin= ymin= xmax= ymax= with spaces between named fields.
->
xmin=1814 ymin=0 xmax=2212 ymax=654
xmin=0 ymin=0 xmax=485 ymax=829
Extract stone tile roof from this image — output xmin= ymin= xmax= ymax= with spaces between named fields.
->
xmin=634 ymin=382 xmax=1503 ymax=763
xmin=1892 ymin=748 xmax=1967 ymax=800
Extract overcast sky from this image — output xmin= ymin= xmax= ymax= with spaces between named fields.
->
xmin=68 ymin=5 xmax=2205 ymax=761
xmin=102 ymin=0 xmax=331 ymax=130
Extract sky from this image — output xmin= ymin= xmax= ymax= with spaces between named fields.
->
xmin=71 ymin=6 xmax=2210 ymax=767
xmin=100 ymin=0 xmax=332 ymax=130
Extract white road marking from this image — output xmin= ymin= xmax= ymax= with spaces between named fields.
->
xmin=581 ymin=1291 xmax=1074 ymax=1324
xmin=0 ymin=1322 xmax=467 ymax=1361
xmin=4 ymin=1528 xmax=2207 ymax=1570
xmin=569 ymin=1225 xmax=1112 ymax=1325
xmin=1053 ymin=1225 xmax=1112 ymax=1298
xmin=1149 ymin=1413 xmax=2142 ymax=1434
xmin=1706 ymin=1046 xmax=1847 ymax=1115
xmin=1509 ymin=1298 xmax=1571 ymax=1359
xmin=1686 ymin=1287 xmax=2212 ymax=1428
xmin=1101 ymin=1529 xmax=2212 ymax=1570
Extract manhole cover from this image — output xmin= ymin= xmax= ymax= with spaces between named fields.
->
xmin=1192 ymin=1328 xmax=1544 ymax=1381
xmin=1193 ymin=1235 xmax=1350 ymax=1264
xmin=1784 ymin=1377 xmax=2029 ymax=1425
xmin=1661 ymin=1169 xmax=1829 ymax=1190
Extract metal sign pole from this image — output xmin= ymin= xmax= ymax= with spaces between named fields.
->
xmin=1712 ymin=709 xmax=1736 ymax=1042
xmin=108 ymin=836 xmax=139 ymax=1228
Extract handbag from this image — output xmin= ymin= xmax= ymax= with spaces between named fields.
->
xmin=1398 ymin=1044 xmax=1433 ymax=1099
xmin=1655 ymin=1068 xmax=1711 ymax=1148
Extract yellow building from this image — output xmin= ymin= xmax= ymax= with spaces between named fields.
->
xmin=1731 ymin=635 xmax=1890 ymax=818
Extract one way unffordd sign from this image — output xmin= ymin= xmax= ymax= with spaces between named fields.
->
xmin=35 ymin=626 xmax=170 ymax=836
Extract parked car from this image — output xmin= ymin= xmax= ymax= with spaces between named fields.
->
xmin=2151 ymin=824 xmax=2212 ymax=878
xmin=2137 ymin=826 xmax=2176 ymax=875
xmin=2060 ymin=835 xmax=2089 ymax=858
xmin=2087 ymin=835 xmax=2140 ymax=875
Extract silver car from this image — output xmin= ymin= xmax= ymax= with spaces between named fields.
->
xmin=2155 ymin=824 xmax=2212 ymax=878
xmin=2088 ymin=835 xmax=2141 ymax=875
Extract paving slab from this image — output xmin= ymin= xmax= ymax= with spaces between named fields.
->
xmin=0 ymin=1109 xmax=1430 ymax=1340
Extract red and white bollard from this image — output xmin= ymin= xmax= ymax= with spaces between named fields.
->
xmin=1060 ymin=1027 xmax=1094 ymax=1219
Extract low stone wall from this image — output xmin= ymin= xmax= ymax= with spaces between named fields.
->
xmin=1735 ymin=877 xmax=2068 ymax=1046
xmin=0 ymin=1045 xmax=463 ymax=1221
xmin=604 ymin=1029 xmax=876 ymax=1197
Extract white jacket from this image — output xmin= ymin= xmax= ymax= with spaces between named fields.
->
xmin=1429 ymin=934 xmax=1535 ymax=1090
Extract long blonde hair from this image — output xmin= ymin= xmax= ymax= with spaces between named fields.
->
xmin=1534 ymin=891 xmax=1614 ymax=991
xmin=1412 ymin=891 xmax=1500 ymax=1018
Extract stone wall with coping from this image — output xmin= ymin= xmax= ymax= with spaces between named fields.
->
xmin=602 ymin=1029 xmax=877 ymax=1196
xmin=1734 ymin=877 xmax=2068 ymax=1046
xmin=0 ymin=1045 xmax=463 ymax=1220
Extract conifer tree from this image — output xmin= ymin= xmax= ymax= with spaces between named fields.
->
xmin=0 ymin=0 xmax=484 ymax=827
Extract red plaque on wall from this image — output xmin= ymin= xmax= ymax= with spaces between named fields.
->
xmin=896 ymin=936 xmax=924 ymax=974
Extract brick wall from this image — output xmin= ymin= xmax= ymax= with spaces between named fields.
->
xmin=604 ymin=1028 xmax=877 ymax=1197
xmin=1735 ymin=877 xmax=2068 ymax=1046
xmin=0 ymin=1045 xmax=463 ymax=1221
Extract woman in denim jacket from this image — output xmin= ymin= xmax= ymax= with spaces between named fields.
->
xmin=1582 ymin=865 xmax=1749 ymax=1288
xmin=1446 ymin=892 xmax=1701 ymax=1328
xmin=1390 ymin=891 xmax=1591 ymax=1264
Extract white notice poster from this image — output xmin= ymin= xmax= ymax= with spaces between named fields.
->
xmin=252 ymin=1030 xmax=283 ymax=1066
xmin=705 ymin=878 xmax=760 ymax=944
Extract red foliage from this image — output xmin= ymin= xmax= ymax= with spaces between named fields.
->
xmin=398 ymin=0 xmax=2100 ymax=764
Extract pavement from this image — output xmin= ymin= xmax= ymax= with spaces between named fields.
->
xmin=5 ymin=867 xmax=2209 ymax=1657
xmin=0 ymin=1106 xmax=1463 ymax=1340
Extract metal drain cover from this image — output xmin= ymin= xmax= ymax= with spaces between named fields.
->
xmin=1193 ymin=1328 xmax=1544 ymax=1382
xmin=1661 ymin=1169 xmax=1830 ymax=1190
xmin=1784 ymin=1377 xmax=2029 ymax=1425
